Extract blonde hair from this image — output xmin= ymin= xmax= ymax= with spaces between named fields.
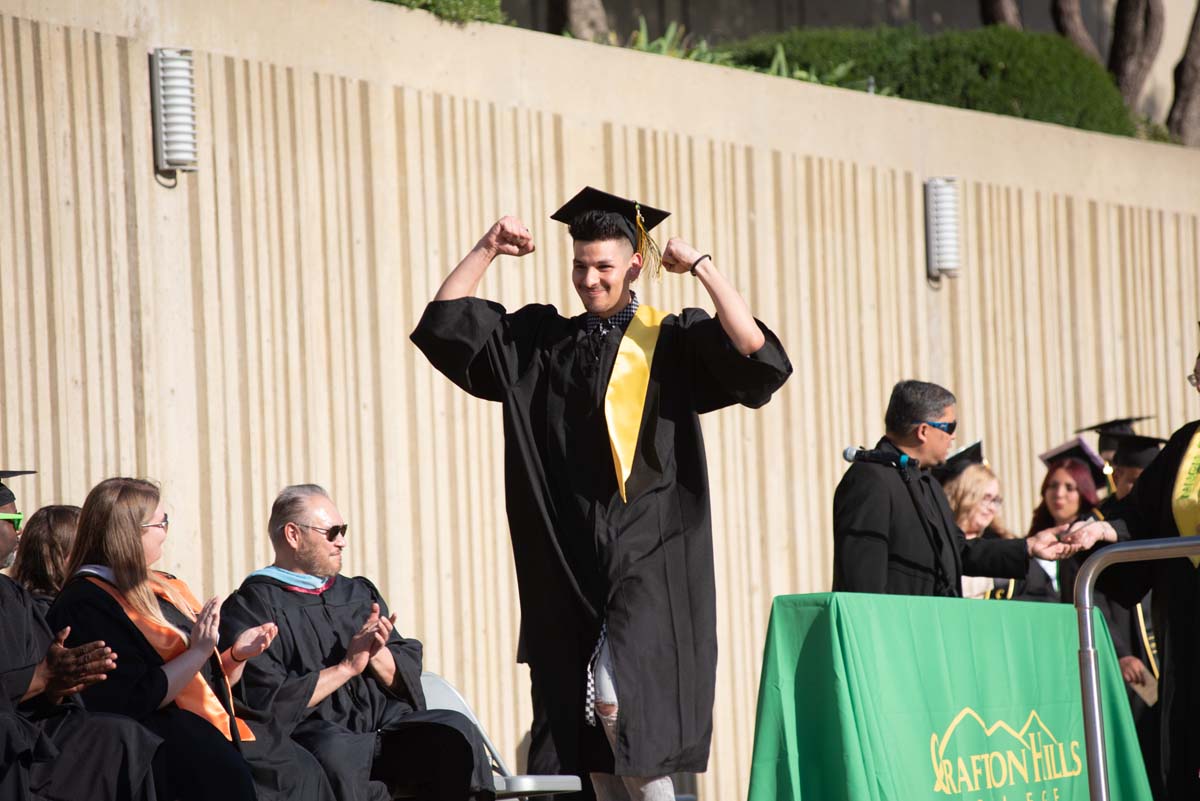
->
xmin=67 ymin=478 xmax=196 ymax=632
xmin=943 ymin=463 xmax=1014 ymax=539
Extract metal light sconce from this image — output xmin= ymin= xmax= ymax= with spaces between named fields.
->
xmin=150 ymin=48 xmax=198 ymax=173
xmin=924 ymin=177 xmax=960 ymax=282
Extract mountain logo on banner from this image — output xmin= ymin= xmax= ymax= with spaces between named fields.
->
xmin=930 ymin=708 xmax=1084 ymax=797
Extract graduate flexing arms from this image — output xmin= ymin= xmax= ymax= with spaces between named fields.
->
xmin=412 ymin=189 xmax=791 ymax=799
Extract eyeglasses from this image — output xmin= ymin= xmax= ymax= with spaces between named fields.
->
xmin=1189 ymin=372 xmax=1200 ymax=388
xmin=0 ymin=512 xmax=24 ymax=533
xmin=140 ymin=513 xmax=169 ymax=531
xmin=980 ymin=495 xmax=1004 ymax=509
xmin=296 ymin=522 xmax=348 ymax=542
xmin=922 ymin=419 xmax=958 ymax=435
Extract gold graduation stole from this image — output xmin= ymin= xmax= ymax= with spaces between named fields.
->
xmin=1172 ymin=426 xmax=1200 ymax=567
xmin=605 ymin=304 xmax=669 ymax=502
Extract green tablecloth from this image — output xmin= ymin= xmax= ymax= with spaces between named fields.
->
xmin=747 ymin=593 xmax=1150 ymax=801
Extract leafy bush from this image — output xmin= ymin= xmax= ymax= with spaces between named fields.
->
xmin=375 ymin=0 xmax=505 ymax=25
xmin=719 ymin=25 xmax=1136 ymax=137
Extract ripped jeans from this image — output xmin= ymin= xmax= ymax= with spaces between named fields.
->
xmin=588 ymin=638 xmax=676 ymax=801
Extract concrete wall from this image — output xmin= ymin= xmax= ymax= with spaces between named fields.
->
xmin=506 ymin=0 xmax=1198 ymax=123
xmin=1 ymin=0 xmax=1199 ymax=797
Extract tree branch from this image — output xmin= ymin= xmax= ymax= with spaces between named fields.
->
xmin=1052 ymin=0 xmax=1103 ymax=62
xmin=1109 ymin=0 xmax=1165 ymax=108
xmin=1167 ymin=1 xmax=1200 ymax=145
xmin=980 ymin=0 xmax=1023 ymax=28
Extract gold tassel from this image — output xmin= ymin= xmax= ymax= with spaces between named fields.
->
xmin=635 ymin=203 xmax=662 ymax=279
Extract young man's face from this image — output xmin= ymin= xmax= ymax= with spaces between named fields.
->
xmin=572 ymin=238 xmax=642 ymax=318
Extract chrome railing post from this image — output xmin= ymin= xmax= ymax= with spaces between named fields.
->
xmin=1075 ymin=537 xmax=1200 ymax=801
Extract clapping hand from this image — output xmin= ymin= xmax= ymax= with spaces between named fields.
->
xmin=343 ymin=603 xmax=392 ymax=676
xmin=39 ymin=626 xmax=117 ymax=701
xmin=189 ymin=597 xmax=221 ymax=655
xmin=229 ymin=622 xmax=279 ymax=663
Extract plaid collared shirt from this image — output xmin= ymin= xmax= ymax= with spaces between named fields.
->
xmin=584 ymin=291 xmax=639 ymax=337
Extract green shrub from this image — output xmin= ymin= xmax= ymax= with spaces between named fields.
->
xmin=719 ymin=25 xmax=1136 ymax=137
xmin=375 ymin=0 xmax=505 ymax=25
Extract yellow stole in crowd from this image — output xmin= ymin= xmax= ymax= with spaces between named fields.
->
xmin=605 ymin=304 xmax=669 ymax=502
xmin=1173 ymin=426 xmax=1200 ymax=567
xmin=86 ymin=575 xmax=255 ymax=742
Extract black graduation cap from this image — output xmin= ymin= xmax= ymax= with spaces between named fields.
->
xmin=550 ymin=186 xmax=670 ymax=266
xmin=1109 ymin=432 xmax=1168 ymax=469
xmin=1038 ymin=438 xmax=1107 ymax=491
xmin=1074 ymin=416 xmax=1153 ymax=454
xmin=0 ymin=469 xmax=35 ymax=507
xmin=932 ymin=440 xmax=985 ymax=485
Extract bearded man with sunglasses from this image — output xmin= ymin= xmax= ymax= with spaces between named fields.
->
xmin=833 ymin=380 xmax=1079 ymax=596
xmin=219 ymin=484 xmax=494 ymax=801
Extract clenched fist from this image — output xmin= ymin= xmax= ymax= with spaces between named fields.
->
xmin=660 ymin=238 xmax=706 ymax=275
xmin=478 ymin=217 xmax=536 ymax=259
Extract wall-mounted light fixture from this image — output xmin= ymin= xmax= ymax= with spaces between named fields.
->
xmin=150 ymin=48 xmax=198 ymax=173
xmin=924 ymin=177 xmax=960 ymax=282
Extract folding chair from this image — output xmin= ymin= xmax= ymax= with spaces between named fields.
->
xmin=420 ymin=672 xmax=582 ymax=800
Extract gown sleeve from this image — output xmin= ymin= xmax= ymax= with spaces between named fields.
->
xmin=1097 ymin=422 xmax=1197 ymax=607
xmin=832 ymin=467 xmax=892 ymax=592
xmin=0 ymin=581 xmax=42 ymax=706
xmin=46 ymin=583 xmax=169 ymax=720
xmin=410 ymin=298 xmax=560 ymax=402
xmin=960 ymin=536 xmax=1029 ymax=579
xmin=219 ymin=588 xmax=318 ymax=732
xmin=675 ymin=308 xmax=792 ymax=414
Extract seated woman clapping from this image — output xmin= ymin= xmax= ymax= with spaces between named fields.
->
xmin=47 ymin=477 xmax=332 ymax=801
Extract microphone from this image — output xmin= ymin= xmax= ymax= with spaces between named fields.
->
xmin=842 ymin=446 xmax=920 ymax=470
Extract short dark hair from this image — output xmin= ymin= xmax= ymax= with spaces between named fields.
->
xmin=568 ymin=211 xmax=635 ymax=248
xmin=885 ymin=380 xmax=957 ymax=436
xmin=268 ymin=484 xmax=329 ymax=545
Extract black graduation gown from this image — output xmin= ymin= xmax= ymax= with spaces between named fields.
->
xmin=411 ymin=297 xmax=791 ymax=777
xmin=0 ymin=575 xmax=162 ymax=801
xmin=48 ymin=576 xmax=332 ymax=801
xmin=1096 ymin=419 xmax=1200 ymax=799
xmin=832 ymin=438 xmax=1030 ymax=596
xmin=219 ymin=573 xmax=493 ymax=801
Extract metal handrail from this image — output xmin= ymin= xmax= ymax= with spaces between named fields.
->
xmin=1075 ymin=537 xmax=1200 ymax=801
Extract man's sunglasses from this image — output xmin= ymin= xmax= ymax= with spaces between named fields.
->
xmin=0 ymin=512 xmax=24 ymax=532
xmin=922 ymin=419 xmax=958 ymax=435
xmin=297 ymin=522 xmax=349 ymax=542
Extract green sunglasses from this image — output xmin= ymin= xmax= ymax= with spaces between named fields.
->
xmin=0 ymin=512 xmax=24 ymax=532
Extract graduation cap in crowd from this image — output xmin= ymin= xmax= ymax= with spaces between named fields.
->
xmin=1074 ymin=416 xmax=1154 ymax=455
xmin=932 ymin=440 xmax=985 ymax=485
xmin=551 ymin=186 xmax=670 ymax=276
xmin=1108 ymin=432 xmax=1168 ymax=469
xmin=1038 ymin=438 xmax=1107 ymax=491
xmin=0 ymin=469 xmax=35 ymax=508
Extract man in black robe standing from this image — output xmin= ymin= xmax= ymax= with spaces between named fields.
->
xmin=411 ymin=188 xmax=792 ymax=798
xmin=0 ymin=470 xmax=162 ymax=801
xmin=832 ymin=381 xmax=1079 ymax=596
xmin=220 ymin=484 xmax=493 ymax=801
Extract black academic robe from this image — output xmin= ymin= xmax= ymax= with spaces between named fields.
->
xmin=1097 ymin=419 xmax=1200 ymax=800
xmin=832 ymin=438 xmax=1030 ymax=596
xmin=411 ymin=298 xmax=791 ymax=777
xmin=0 ymin=575 xmax=162 ymax=801
xmin=48 ymin=576 xmax=332 ymax=801
xmin=220 ymin=573 xmax=493 ymax=801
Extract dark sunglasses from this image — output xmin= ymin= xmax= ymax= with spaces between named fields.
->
xmin=297 ymin=522 xmax=348 ymax=542
xmin=922 ymin=419 xmax=958 ymax=435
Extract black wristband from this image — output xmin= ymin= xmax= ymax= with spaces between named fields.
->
xmin=229 ymin=649 xmax=248 ymax=664
xmin=690 ymin=254 xmax=711 ymax=276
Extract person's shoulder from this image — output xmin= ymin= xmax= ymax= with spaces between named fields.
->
xmin=1168 ymin=419 xmax=1200 ymax=444
xmin=342 ymin=574 xmax=385 ymax=600
xmin=0 ymin=573 xmax=29 ymax=604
